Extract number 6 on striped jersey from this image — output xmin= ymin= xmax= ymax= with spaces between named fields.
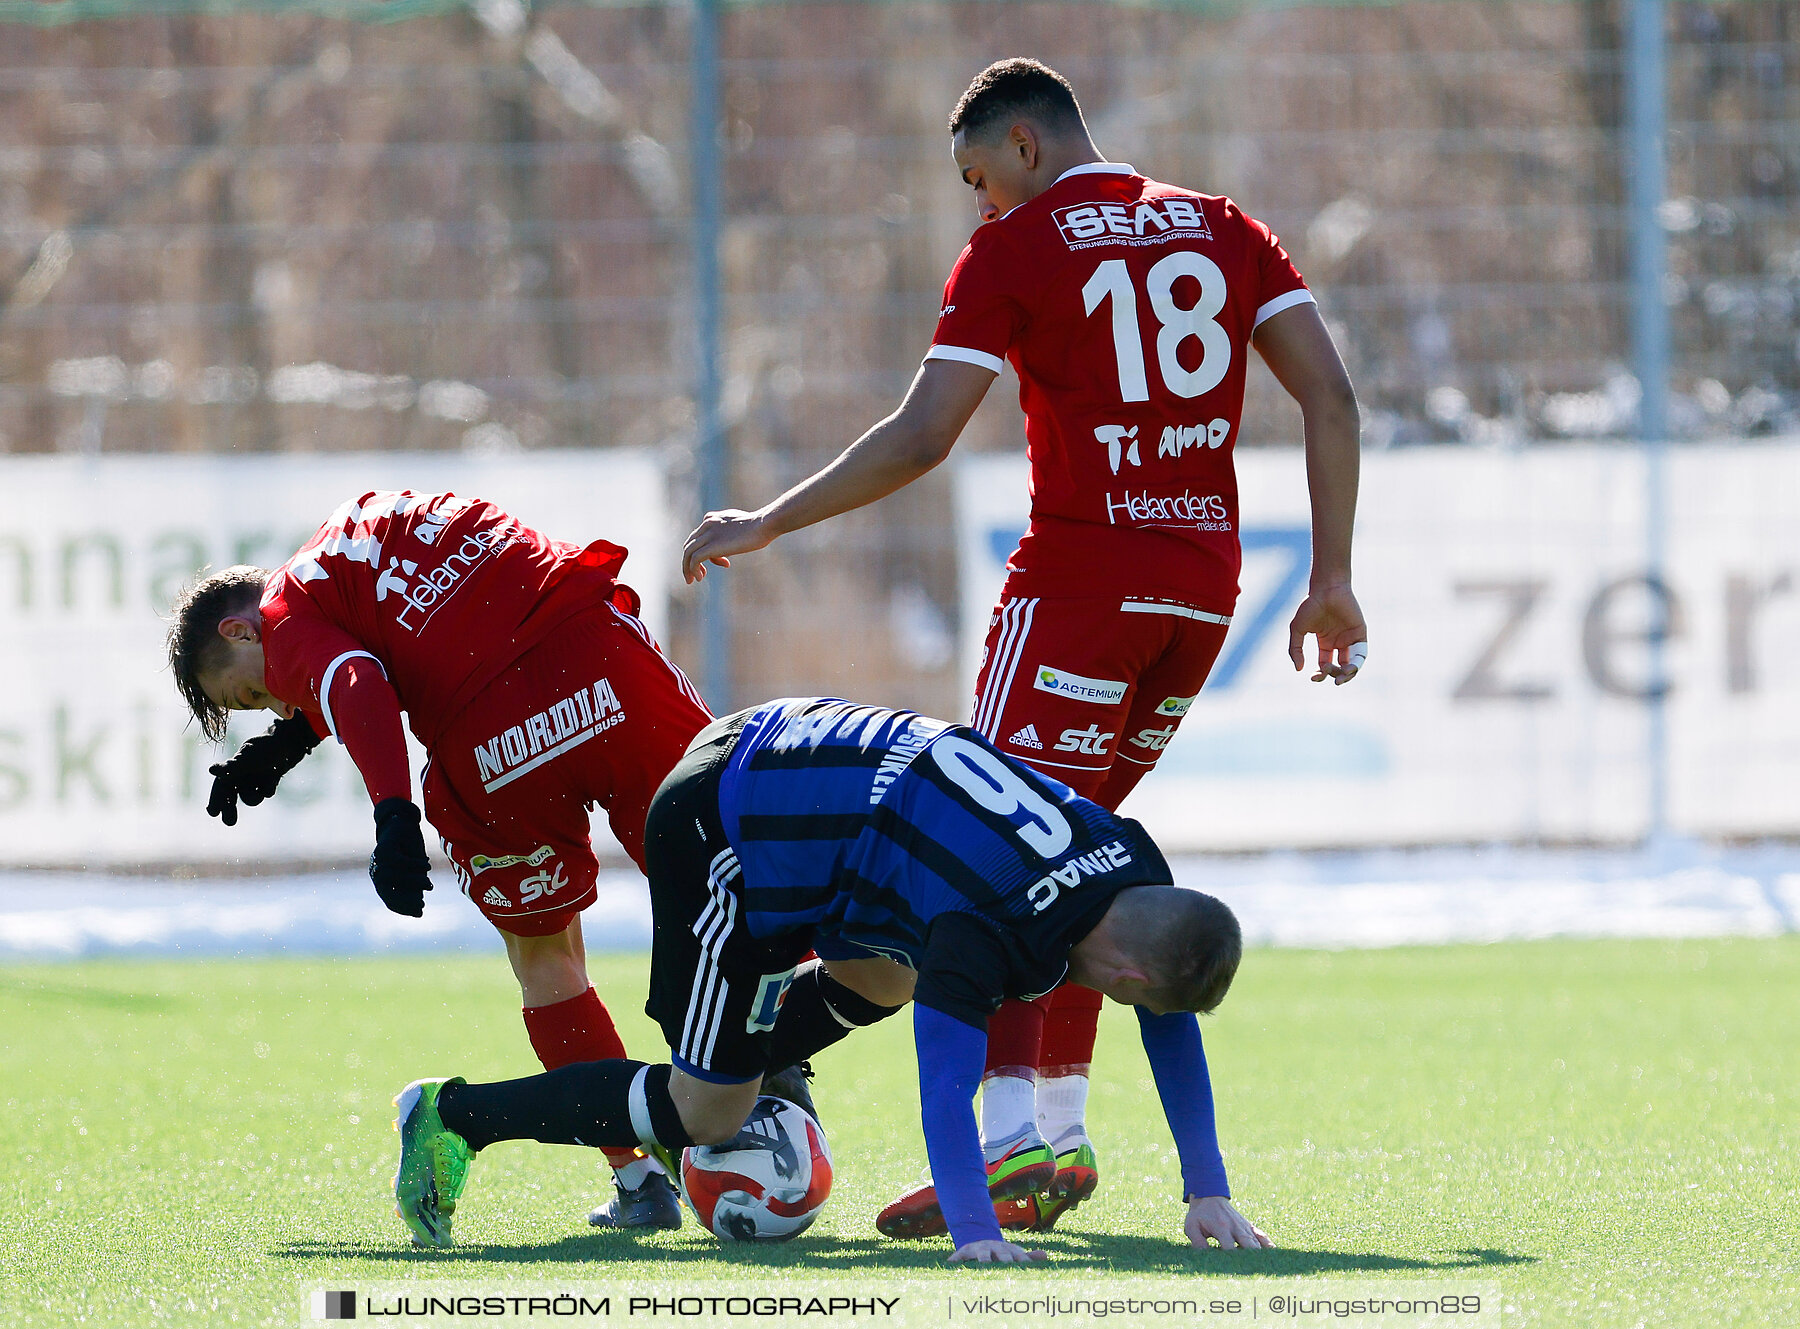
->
xmin=929 ymin=735 xmax=1073 ymax=859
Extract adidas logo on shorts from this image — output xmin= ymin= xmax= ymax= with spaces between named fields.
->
xmin=482 ymin=886 xmax=509 ymax=908
xmin=1008 ymin=723 xmax=1044 ymax=750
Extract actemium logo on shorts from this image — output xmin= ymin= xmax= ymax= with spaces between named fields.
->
xmin=1034 ymin=666 xmax=1128 ymax=706
xmin=1156 ymin=694 xmax=1199 ymax=717
xmin=469 ymin=845 xmax=555 ymax=877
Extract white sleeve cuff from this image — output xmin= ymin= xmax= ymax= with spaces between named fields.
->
xmin=924 ymin=344 xmax=1005 ymax=375
xmin=1252 ymin=287 xmax=1316 ymax=329
xmin=317 ymin=649 xmax=387 ymax=741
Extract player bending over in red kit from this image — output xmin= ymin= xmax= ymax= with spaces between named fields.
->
xmin=167 ymin=490 xmax=713 ymax=1230
xmin=683 ymin=59 xmax=1369 ymax=1248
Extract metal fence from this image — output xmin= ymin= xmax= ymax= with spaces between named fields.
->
xmin=1 ymin=0 xmax=1795 ymax=724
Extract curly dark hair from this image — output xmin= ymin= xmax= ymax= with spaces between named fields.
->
xmin=948 ymin=58 xmax=1086 ymax=143
xmin=165 ymin=565 xmax=269 ymax=742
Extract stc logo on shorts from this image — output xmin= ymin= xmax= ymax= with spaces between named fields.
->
xmin=1034 ymin=666 xmax=1128 ymax=706
xmin=517 ymin=860 xmax=569 ymax=905
xmin=1052 ymin=196 xmax=1213 ymax=251
xmin=1055 ymin=723 xmax=1116 ymax=755
xmin=475 ymin=857 xmax=569 ymax=909
xmin=473 ymin=677 xmax=626 ymax=793
xmin=1129 ymin=723 xmax=1177 ymax=752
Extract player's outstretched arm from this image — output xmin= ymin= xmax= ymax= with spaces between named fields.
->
xmin=915 ymin=1004 xmax=1047 ymax=1266
xmin=681 ymin=358 xmax=994 ymax=583
xmin=1253 ymin=302 xmax=1368 ymax=685
xmin=1137 ymin=1007 xmax=1276 ymax=1251
xmin=312 ymin=654 xmax=432 ymax=916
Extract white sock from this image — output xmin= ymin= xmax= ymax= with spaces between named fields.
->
xmin=613 ymin=1153 xmax=657 ymax=1190
xmin=1036 ymin=1072 xmax=1090 ymax=1148
xmin=979 ymin=1073 xmax=1038 ymax=1151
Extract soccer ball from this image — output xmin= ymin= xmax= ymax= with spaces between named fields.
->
xmin=681 ymin=1095 xmax=833 ymax=1241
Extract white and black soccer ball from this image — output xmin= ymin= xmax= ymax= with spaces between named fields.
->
xmin=681 ymin=1095 xmax=833 ymax=1242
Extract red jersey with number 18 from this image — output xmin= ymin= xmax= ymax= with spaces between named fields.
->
xmin=928 ymin=162 xmax=1313 ymax=614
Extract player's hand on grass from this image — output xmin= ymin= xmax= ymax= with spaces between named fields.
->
xmin=681 ymin=508 xmax=774 ymax=584
xmin=1287 ymin=581 xmax=1368 ymax=685
xmin=1185 ymin=1195 xmax=1274 ymax=1251
xmin=205 ymin=714 xmax=322 ymax=826
xmin=370 ymin=798 xmax=434 ymax=917
xmin=948 ymin=1238 xmax=1047 ymax=1265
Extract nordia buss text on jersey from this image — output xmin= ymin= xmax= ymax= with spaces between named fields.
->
xmin=473 ymin=678 xmax=626 ymax=792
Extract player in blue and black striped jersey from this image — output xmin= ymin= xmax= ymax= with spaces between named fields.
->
xmin=394 ymin=698 xmax=1271 ymax=1261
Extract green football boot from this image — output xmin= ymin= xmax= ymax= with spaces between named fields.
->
xmin=392 ymin=1077 xmax=476 ymax=1248
xmin=875 ymin=1126 xmax=1056 ymax=1239
xmin=1024 ymin=1127 xmax=1100 ymax=1231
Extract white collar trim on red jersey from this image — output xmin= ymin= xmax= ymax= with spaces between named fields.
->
xmin=1053 ymin=161 xmax=1137 ymax=185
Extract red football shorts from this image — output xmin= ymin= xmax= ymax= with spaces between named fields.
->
xmin=421 ymin=602 xmax=712 ymax=938
xmin=970 ymin=591 xmax=1230 ymax=809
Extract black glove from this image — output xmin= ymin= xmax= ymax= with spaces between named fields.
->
xmin=370 ymin=797 xmax=434 ymax=918
xmin=206 ymin=713 xmax=323 ymax=826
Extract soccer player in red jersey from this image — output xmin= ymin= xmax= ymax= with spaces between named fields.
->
xmin=683 ymin=59 xmax=1367 ymax=1248
xmin=167 ymin=490 xmax=714 ymax=1230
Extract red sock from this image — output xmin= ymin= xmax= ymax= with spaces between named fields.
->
xmin=523 ymin=988 xmax=639 ymax=1172
xmin=523 ymin=987 xmax=627 ymax=1067
xmin=984 ymin=994 xmax=1050 ymax=1074
xmin=1039 ymin=983 xmax=1103 ymax=1074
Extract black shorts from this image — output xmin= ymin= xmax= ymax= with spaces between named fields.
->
xmin=642 ymin=711 xmax=815 ymax=1084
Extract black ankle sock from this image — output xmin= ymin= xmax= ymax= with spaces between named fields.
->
xmin=437 ymin=1060 xmax=645 ymax=1152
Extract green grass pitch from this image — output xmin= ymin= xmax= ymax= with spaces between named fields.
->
xmin=1 ymin=938 xmax=1795 ymax=1327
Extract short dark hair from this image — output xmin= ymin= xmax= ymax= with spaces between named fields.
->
xmin=949 ymin=58 xmax=1086 ymax=143
xmin=166 ymin=565 xmax=269 ymax=742
xmin=1114 ymin=886 xmax=1243 ymax=1014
